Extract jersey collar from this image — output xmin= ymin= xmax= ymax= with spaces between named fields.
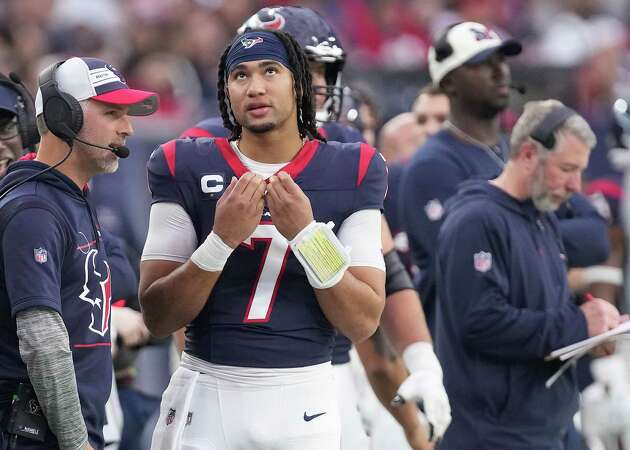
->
xmin=215 ymin=137 xmax=320 ymax=180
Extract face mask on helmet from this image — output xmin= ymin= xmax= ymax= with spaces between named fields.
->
xmin=238 ymin=6 xmax=346 ymax=123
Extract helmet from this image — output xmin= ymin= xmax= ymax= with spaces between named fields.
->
xmin=238 ymin=6 xmax=345 ymax=122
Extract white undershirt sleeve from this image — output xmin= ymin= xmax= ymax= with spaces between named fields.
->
xmin=337 ymin=209 xmax=385 ymax=271
xmin=141 ymin=202 xmax=198 ymax=263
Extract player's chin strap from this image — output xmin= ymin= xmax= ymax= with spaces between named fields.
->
xmin=290 ymin=221 xmax=351 ymax=289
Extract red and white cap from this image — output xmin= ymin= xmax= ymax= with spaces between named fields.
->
xmin=35 ymin=57 xmax=159 ymax=116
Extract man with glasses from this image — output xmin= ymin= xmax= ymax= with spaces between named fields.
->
xmin=0 ymin=82 xmax=28 ymax=176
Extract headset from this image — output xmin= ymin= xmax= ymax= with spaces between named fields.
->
xmin=0 ymin=72 xmax=39 ymax=151
xmin=530 ymin=106 xmax=576 ymax=150
xmin=38 ymin=61 xmax=129 ymax=157
xmin=38 ymin=61 xmax=84 ymax=147
xmin=0 ymin=61 xmax=129 ymax=202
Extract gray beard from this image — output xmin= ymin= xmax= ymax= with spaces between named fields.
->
xmin=532 ymin=193 xmax=560 ymax=212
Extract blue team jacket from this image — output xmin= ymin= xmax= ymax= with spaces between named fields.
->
xmin=0 ymin=161 xmax=112 ymax=449
xmin=400 ymin=129 xmax=609 ymax=331
xmin=435 ymin=180 xmax=589 ymax=450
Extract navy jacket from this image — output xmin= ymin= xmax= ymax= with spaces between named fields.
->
xmin=400 ymin=129 xmax=608 ymax=330
xmin=435 ymin=180 xmax=589 ymax=450
xmin=0 ymin=161 xmax=112 ymax=449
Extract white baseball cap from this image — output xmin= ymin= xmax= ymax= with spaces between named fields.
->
xmin=428 ymin=22 xmax=522 ymax=86
xmin=35 ymin=57 xmax=159 ymax=116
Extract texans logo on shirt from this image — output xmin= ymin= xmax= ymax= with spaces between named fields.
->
xmin=78 ymin=249 xmax=112 ymax=336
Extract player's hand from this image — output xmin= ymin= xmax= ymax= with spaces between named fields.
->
xmin=111 ymin=307 xmax=150 ymax=348
xmin=580 ymin=297 xmax=621 ymax=337
xmin=213 ymin=173 xmax=266 ymax=248
xmin=394 ymin=371 xmax=451 ymax=442
xmin=393 ymin=343 xmax=451 ymax=442
xmin=266 ymin=171 xmax=313 ymax=240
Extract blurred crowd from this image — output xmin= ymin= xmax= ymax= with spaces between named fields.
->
xmin=1 ymin=0 xmax=630 ymax=136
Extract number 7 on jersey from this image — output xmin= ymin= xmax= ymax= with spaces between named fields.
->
xmin=241 ymin=224 xmax=291 ymax=322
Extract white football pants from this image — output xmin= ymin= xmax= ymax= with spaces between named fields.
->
xmin=151 ymin=353 xmax=340 ymax=450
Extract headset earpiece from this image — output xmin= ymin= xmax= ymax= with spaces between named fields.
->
xmin=38 ymin=61 xmax=83 ymax=144
xmin=530 ymin=106 xmax=576 ymax=150
xmin=0 ymin=73 xmax=40 ymax=151
xmin=8 ymin=73 xmax=39 ymax=151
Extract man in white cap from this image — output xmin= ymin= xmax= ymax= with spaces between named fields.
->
xmin=399 ymin=22 xmax=609 ymax=333
xmin=0 ymin=57 xmax=158 ymax=450
xmin=399 ymin=22 xmax=521 ymax=333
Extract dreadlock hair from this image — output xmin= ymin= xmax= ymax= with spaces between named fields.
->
xmin=217 ymin=29 xmax=325 ymax=142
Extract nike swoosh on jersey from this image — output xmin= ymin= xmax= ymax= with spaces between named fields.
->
xmin=303 ymin=411 xmax=326 ymax=422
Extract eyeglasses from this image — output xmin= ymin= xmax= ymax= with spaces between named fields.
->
xmin=0 ymin=117 xmax=18 ymax=141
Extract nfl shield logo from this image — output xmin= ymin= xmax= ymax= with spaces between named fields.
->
xmin=424 ymin=199 xmax=444 ymax=221
xmin=473 ymin=251 xmax=492 ymax=272
xmin=166 ymin=408 xmax=176 ymax=426
xmin=34 ymin=248 xmax=48 ymax=264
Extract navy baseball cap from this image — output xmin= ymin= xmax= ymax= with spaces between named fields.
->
xmin=0 ymin=84 xmax=18 ymax=115
xmin=36 ymin=57 xmax=159 ymax=116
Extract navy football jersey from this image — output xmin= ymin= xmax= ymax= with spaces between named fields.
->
xmin=383 ymin=161 xmax=416 ymax=275
xmin=0 ymin=161 xmax=112 ymax=449
xmin=318 ymin=122 xmax=365 ymax=144
xmin=147 ymin=137 xmax=386 ymax=368
xmin=319 ymin=122 xmax=365 ymax=363
xmin=179 ymin=118 xmax=367 ymax=365
xmin=180 ymin=117 xmax=229 ymax=139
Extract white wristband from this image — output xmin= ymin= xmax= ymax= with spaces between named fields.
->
xmin=190 ymin=231 xmax=234 ymax=272
xmin=582 ymin=265 xmax=623 ymax=287
xmin=290 ymin=221 xmax=351 ymax=289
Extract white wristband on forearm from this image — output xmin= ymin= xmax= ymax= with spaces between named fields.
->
xmin=190 ymin=231 xmax=234 ymax=272
xmin=290 ymin=221 xmax=351 ymax=289
xmin=582 ymin=265 xmax=623 ymax=287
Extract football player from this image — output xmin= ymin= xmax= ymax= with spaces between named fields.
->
xmin=141 ymin=29 xmax=387 ymax=449
xmin=180 ymin=6 xmax=451 ymax=449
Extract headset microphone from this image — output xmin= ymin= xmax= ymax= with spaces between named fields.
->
xmin=509 ymin=83 xmax=527 ymax=95
xmin=73 ymin=136 xmax=130 ymax=158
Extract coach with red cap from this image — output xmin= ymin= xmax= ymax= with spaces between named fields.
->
xmin=0 ymin=57 xmax=158 ymax=450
